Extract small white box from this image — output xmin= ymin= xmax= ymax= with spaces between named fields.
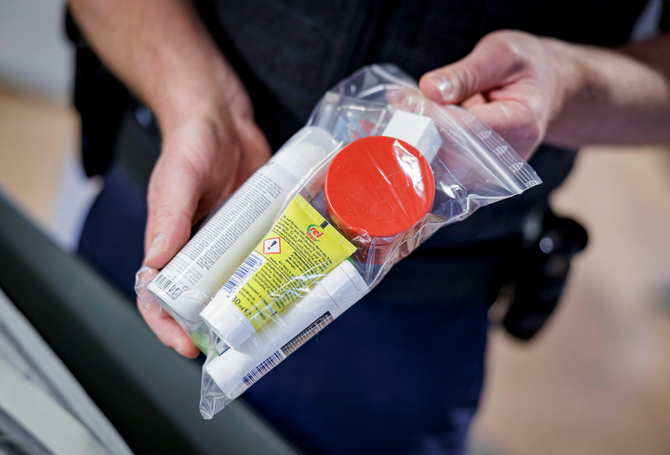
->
xmin=381 ymin=110 xmax=442 ymax=163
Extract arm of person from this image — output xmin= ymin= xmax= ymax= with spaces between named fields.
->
xmin=68 ymin=0 xmax=271 ymax=357
xmin=419 ymin=30 xmax=670 ymax=158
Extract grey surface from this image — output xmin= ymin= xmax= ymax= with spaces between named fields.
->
xmin=0 ymin=354 xmax=111 ymax=455
xmin=0 ymin=406 xmax=53 ymax=455
xmin=0 ymin=192 xmax=299 ymax=455
xmin=0 ymin=287 xmax=131 ymax=455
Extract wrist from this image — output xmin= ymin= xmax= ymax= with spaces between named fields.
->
xmin=151 ymin=57 xmax=244 ymax=137
xmin=541 ymin=38 xmax=593 ymax=146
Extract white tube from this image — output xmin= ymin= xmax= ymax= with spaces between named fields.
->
xmin=204 ymin=260 xmax=367 ymax=400
xmin=146 ymin=127 xmax=340 ymax=323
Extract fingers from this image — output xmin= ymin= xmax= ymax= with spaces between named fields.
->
xmin=467 ymin=100 xmax=544 ymax=159
xmin=419 ymin=31 xmax=550 ymax=158
xmin=420 ymin=31 xmax=527 ymax=105
xmin=144 ymin=157 xmax=202 ymax=269
xmin=137 ymin=299 xmax=200 ymax=358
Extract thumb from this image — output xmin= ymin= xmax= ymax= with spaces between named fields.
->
xmin=144 ymin=160 xmax=202 ymax=269
xmin=419 ymin=33 xmax=523 ymax=105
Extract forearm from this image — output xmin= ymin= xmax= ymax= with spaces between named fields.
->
xmin=68 ymin=0 xmax=245 ymax=134
xmin=545 ymin=34 xmax=670 ymax=148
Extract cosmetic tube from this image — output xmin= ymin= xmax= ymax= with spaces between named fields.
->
xmin=200 ymin=195 xmax=356 ymax=349
xmin=146 ymin=127 xmax=339 ymax=325
xmin=204 ymin=260 xmax=367 ymax=399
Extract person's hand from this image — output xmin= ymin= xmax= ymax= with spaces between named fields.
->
xmin=68 ymin=0 xmax=274 ymax=357
xmin=138 ymin=79 xmax=271 ymax=358
xmin=419 ymin=30 xmax=581 ymax=159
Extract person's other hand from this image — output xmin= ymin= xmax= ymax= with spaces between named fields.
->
xmin=420 ymin=30 xmax=580 ymax=159
xmin=138 ymin=80 xmax=271 ymax=358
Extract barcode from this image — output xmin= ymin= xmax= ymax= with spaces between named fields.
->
xmin=154 ymin=274 xmax=172 ymax=290
xmin=166 ymin=285 xmax=183 ymax=300
xmin=241 ymin=351 xmax=286 ymax=387
xmin=154 ymin=274 xmax=183 ymax=300
xmin=240 ymin=312 xmax=335 ymax=388
xmin=222 ymin=252 xmax=266 ymax=297
xmin=280 ymin=312 xmax=334 ymax=357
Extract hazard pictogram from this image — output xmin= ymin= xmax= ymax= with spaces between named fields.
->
xmin=263 ymin=237 xmax=281 ymax=254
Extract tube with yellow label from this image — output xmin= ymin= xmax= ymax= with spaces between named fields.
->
xmin=200 ymin=195 xmax=356 ymax=349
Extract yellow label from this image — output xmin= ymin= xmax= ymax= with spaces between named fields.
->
xmin=230 ymin=195 xmax=356 ymax=331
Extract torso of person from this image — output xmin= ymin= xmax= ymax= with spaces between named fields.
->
xmin=192 ymin=0 xmax=648 ymax=248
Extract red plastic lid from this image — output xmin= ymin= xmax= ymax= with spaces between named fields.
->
xmin=325 ymin=136 xmax=435 ymax=242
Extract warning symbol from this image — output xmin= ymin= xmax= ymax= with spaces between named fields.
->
xmin=263 ymin=237 xmax=281 ymax=255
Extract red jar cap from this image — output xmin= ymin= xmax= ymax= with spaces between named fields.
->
xmin=325 ymin=136 xmax=435 ymax=242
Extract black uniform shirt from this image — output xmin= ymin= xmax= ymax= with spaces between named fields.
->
xmin=192 ymin=0 xmax=648 ymax=248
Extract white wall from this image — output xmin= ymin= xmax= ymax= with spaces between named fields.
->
xmin=0 ymin=0 xmax=73 ymax=104
xmin=0 ymin=1 xmax=97 ymax=251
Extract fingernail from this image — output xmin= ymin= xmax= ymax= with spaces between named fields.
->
xmin=426 ymin=73 xmax=454 ymax=102
xmin=145 ymin=233 xmax=167 ymax=263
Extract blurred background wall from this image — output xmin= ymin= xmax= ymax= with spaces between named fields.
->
xmin=0 ymin=0 xmax=72 ymax=103
xmin=0 ymin=1 xmax=669 ymax=454
xmin=0 ymin=0 xmax=100 ymax=251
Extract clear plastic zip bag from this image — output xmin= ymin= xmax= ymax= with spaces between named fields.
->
xmin=134 ymin=64 xmax=541 ymax=418
xmin=135 ymin=126 xmax=342 ymax=352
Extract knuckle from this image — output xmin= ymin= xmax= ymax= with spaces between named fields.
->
xmin=153 ymin=205 xmax=192 ymax=229
xmin=480 ymin=30 xmax=529 ymax=69
xmin=146 ymin=182 xmax=160 ymax=206
xmin=519 ymin=109 xmax=545 ymax=146
xmin=448 ymin=65 xmax=476 ymax=98
xmin=481 ymin=30 xmax=515 ymax=51
xmin=485 ymin=29 xmax=531 ymax=45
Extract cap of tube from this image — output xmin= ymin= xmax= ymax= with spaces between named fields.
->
xmin=200 ymin=301 xmax=254 ymax=350
xmin=146 ymin=279 xmax=206 ymax=322
xmin=319 ymin=260 xmax=367 ymax=313
xmin=166 ymin=297 xmax=205 ymax=322
xmin=205 ymin=356 xmax=249 ymax=399
xmin=325 ymin=136 xmax=435 ymax=243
